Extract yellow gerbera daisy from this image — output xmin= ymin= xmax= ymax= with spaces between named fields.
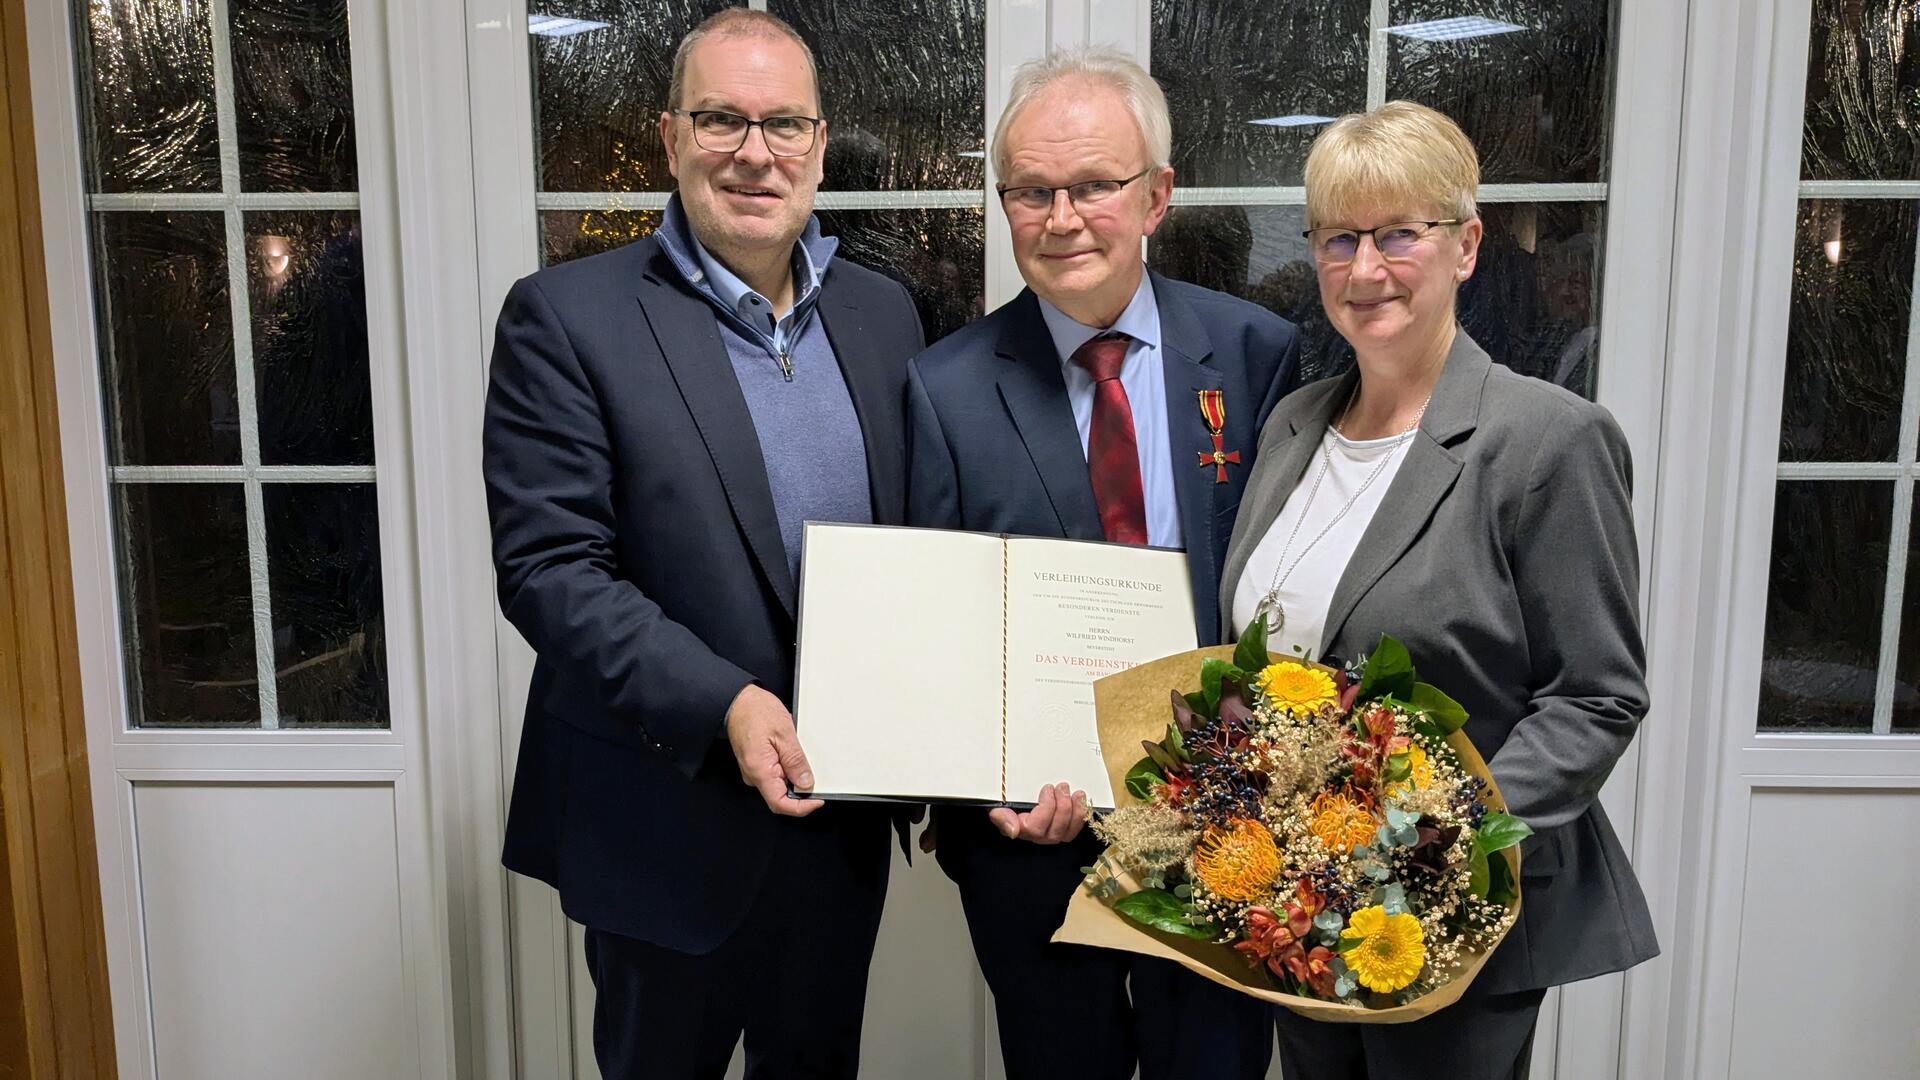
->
xmin=1340 ymin=905 xmax=1426 ymax=993
xmin=1309 ymin=788 xmax=1379 ymax=855
xmin=1193 ymin=818 xmax=1281 ymax=901
xmin=1386 ymin=745 xmax=1437 ymax=802
xmin=1254 ymin=661 xmax=1338 ymax=718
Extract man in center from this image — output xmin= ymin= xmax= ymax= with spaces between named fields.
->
xmin=906 ymin=47 xmax=1301 ymax=1079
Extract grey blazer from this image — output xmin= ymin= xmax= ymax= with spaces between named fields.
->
xmin=1219 ymin=329 xmax=1658 ymax=993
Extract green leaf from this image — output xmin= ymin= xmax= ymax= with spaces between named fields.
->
xmin=1113 ymin=889 xmax=1212 ymax=939
xmin=1469 ymin=845 xmax=1491 ymax=899
xmin=1335 ymin=933 xmax=1362 ymax=954
xmin=1124 ymin=757 xmax=1164 ymax=801
xmin=1199 ymin=659 xmax=1244 ymax=715
xmin=1472 ymin=812 xmax=1533 ymax=856
xmin=1383 ymin=751 xmax=1413 ymax=785
xmin=1487 ymin=850 xmax=1518 ymax=906
xmin=1173 ymin=883 xmax=1193 ymax=900
xmin=1357 ymin=635 xmax=1416 ymax=701
xmin=1143 ymin=739 xmax=1182 ymax=773
xmin=1233 ymin=617 xmax=1271 ymax=676
xmin=1184 ymin=691 xmax=1210 ymax=717
xmin=1164 ymin=722 xmax=1189 ymax=762
xmin=1407 ymin=682 xmax=1469 ymax=734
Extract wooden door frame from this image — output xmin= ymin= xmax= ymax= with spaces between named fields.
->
xmin=0 ymin=0 xmax=117 ymax=1075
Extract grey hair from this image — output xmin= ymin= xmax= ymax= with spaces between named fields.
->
xmin=990 ymin=46 xmax=1172 ymax=179
xmin=666 ymin=8 xmax=819 ymax=112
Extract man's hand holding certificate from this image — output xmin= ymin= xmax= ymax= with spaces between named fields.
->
xmin=792 ymin=523 xmax=1198 ymax=809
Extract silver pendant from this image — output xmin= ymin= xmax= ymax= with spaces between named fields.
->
xmin=1254 ymin=590 xmax=1284 ymax=635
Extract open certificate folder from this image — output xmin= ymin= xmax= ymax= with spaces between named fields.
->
xmin=793 ymin=523 xmax=1198 ymax=809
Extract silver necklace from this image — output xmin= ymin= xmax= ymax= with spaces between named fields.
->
xmin=1253 ymin=385 xmax=1430 ymax=635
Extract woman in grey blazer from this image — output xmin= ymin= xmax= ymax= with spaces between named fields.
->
xmin=1219 ymin=102 xmax=1657 ymax=1079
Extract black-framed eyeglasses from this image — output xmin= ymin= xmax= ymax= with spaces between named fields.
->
xmin=1303 ymin=219 xmax=1463 ymax=264
xmin=674 ymin=109 xmax=822 ymax=157
xmin=996 ymin=167 xmax=1155 ymax=215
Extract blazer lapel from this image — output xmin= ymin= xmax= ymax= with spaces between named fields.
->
xmin=637 ymin=256 xmax=798 ymax=620
xmin=1155 ymin=274 xmax=1227 ymax=641
xmin=1216 ymin=372 xmax=1352 ymax=640
xmin=1317 ymin=332 xmax=1492 ymax=655
xmin=995 ymin=291 xmax=1104 ymax=539
xmin=815 ymin=272 xmax=904 ymax=526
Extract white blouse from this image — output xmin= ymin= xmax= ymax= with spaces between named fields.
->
xmin=1229 ymin=427 xmax=1415 ymax=660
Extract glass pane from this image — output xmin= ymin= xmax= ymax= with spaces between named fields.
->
xmin=816 ymin=207 xmax=984 ymax=343
xmin=266 ymin=484 xmax=388 ymax=728
xmin=247 ymin=212 xmax=375 ymax=465
xmin=1802 ymin=0 xmax=1920 ymax=182
xmin=1759 ymin=480 xmax=1894 ymax=732
xmin=1152 ymin=0 xmax=1367 ymax=187
xmin=1898 ymin=504 xmax=1920 ymax=732
xmin=1386 ymin=0 xmax=1614 ymax=185
xmin=530 ymin=0 xmax=733 ymax=194
xmin=78 ymin=0 xmax=221 ymax=192
xmin=771 ymin=0 xmax=985 ymax=191
xmin=230 ymin=0 xmax=359 ymax=192
xmin=92 ymin=212 xmax=239 ymax=465
xmin=539 ymin=209 xmax=662 ymax=266
xmin=1149 ymin=201 xmax=1604 ymax=396
xmin=116 ymin=484 xmax=258 ymax=727
xmin=1781 ymin=200 xmax=1912 ymax=463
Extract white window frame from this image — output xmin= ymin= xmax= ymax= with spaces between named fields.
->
xmin=23 ymin=0 xmax=459 ymax=1074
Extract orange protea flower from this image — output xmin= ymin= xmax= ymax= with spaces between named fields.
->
xmin=1254 ymin=661 xmax=1339 ymax=718
xmin=1309 ymin=787 xmax=1380 ymax=855
xmin=1193 ymin=818 xmax=1282 ymax=901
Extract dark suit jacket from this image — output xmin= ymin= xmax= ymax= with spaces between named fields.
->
xmin=1219 ymin=329 xmax=1659 ymax=993
xmin=484 ymin=233 xmax=924 ymax=953
xmin=906 ymin=271 xmax=1301 ymax=645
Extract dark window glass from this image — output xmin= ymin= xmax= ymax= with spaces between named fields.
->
xmin=1152 ymin=0 xmax=1367 ymax=187
xmin=266 ymin=484 xmax=388 ymax=728
xmin=1781 ymin=200 xmax=1913 ymax=464
xmin=78 ymin=0 xmax=221 ymax=192
xmin=816 ymin=208 xmax=984 ymax=341
xmin=539 ymin=209 xmax=661 ymax=265
xmin=1802 ymin=0 xmax=1920 ymax=182
xmin=247 ymin=212 xmax=375 ymax=465
xmin=1760 ymin=480 xmax=1894 ymax=732
xmin=116 ymin=484 xmax=258 ymax=727
xmin=1386 ymin=0 xmax=1614 ymax=185
xmin=1897 ymin=505 xmax=1920 ymax=732
xmin=230 ymin=0 xmax=360 ymax=192
xmin=92 ymin=212 xmax=239 ymax=465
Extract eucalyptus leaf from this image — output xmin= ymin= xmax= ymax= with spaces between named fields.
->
xmin=1313 ymin=909 xmax=1344 ymax=944
xmin=1113 ymin=889 xmax=1212 ymax=939
xmin=1376 ymin=883 xmax=1409 ymax=916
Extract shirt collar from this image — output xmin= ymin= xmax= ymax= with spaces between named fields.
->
xmin=656 ymin=194 xmax=837 ymax=317
xmin=1036 ymin=269 xmax=1161 ymax=368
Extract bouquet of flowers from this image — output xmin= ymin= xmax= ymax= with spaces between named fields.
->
xmin=1053 ymin=619 xmax=1528 ymax=1022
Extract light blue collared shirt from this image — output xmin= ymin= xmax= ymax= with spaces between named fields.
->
xmin=688 ymin=225 xmax=833 ymax=357
xmin=1038 ymin=272 xmax=1183 ymax=549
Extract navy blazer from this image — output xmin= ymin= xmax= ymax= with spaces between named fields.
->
xmin=905 ymin=271 xmax=1301 ymax=645
xmin=484 ymin=233 xmax=925 ymax=952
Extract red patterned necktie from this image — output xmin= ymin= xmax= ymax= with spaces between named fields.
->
xmin=1070 ymin=332 xmax=1149 ymax=545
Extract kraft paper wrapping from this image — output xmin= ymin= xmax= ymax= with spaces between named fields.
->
xmin=1052 ymin=645 xmax=1522 ymax=1023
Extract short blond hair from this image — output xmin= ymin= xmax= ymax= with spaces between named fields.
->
xmin=991 ymin=47 xmax=1171 ymax=179
xmin=1303 ymin=101 xmax=1479 ymax=229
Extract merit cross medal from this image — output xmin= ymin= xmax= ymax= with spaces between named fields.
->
xmin=1195 ymin=389 xmax=1240 ymax=483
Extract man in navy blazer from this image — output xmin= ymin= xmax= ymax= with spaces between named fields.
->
xmin=482 ymin=10 xmax=923 ymax=1078
xmin=906 ymin=48 xmax=1301 ymax=1080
